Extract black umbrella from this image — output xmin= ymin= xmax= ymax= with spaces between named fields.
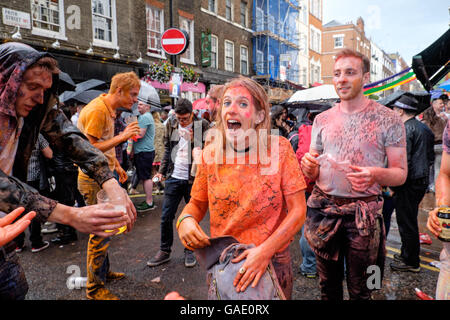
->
xmin=75 ymin=79 xmax=107 ymax=92
xmin=378 ymin=90 xmax=431 ymax=115
xmin=59 ymin=90 xmax=77 ymax=103
xmin=58 ymin=71 xmax=76 ymax=92
xmin=71 ymin=90 xmax=105 ymax=105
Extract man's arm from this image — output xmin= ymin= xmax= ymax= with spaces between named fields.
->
xmin=86 ymin=123 xmax=140 ymax=153
xmin=347 ymin=146 xmax=407 ymax=192
xmin=158 ymin=121 xmax=172 ymax=177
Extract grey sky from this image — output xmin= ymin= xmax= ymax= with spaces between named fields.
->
xmin=322 ymin=0 xmax=449 ymax=65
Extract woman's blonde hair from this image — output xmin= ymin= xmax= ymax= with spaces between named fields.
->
xmin=152 ymin=111 xmax=161 ymax=123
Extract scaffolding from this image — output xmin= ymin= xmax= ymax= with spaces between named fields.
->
xmin=252 ymin=0 xmax=301 ymax=84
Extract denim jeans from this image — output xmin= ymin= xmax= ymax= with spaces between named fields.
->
xmin=160 ymin=177 xmax=192 ymax=253
xmin=0 ymin=251 xmax=28 ymax=300
xmin=299 ymin=225 xmax=317 ymax=274
xmin=299 ymin=193 xmax=317 ymax=274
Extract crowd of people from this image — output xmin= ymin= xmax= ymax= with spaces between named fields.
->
xmin=0 ymin=42 xmax=448 ymax=301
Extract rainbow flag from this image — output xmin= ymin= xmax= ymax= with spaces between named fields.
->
xmin=364 ymin=71 xmax=416 ymax=96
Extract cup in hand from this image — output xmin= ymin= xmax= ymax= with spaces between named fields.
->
xmin=96 ymin=188 xmax=128 ymax=235
xmin=125 ymin=115 xmax=138 ymax=125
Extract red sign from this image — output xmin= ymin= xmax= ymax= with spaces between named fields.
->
xmin=161 ymin=28 xmax=189 ymax=55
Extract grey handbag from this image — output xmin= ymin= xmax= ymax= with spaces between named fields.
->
xmin=195 ymin=236 xmax=286 ymax=300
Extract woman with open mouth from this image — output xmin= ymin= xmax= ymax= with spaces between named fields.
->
xmin=176 ymin=76 xmax=307 ymax=300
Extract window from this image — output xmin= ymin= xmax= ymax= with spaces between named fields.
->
xmin=310 ymin=62 xmax=321 ymax=84
xmin=31 ymin=0 xmax=66 ymax=39
xmin=92 ymin=0 xmax=117 ymax=48
xmin=255 ymin=7 xmax=264 ymax=31
xmin=225 ymin=40 xmax=234 ymax=72
xmin=240 ymin=46 xmax=248 ymax=75
xmin=310 ymin=26 xmax=321 ymax=53
xmin=334 ymin=35 xmax=343 ymax=48
xmin=268 ymin=14 xmax=275 ymax=33
xmin=226 ymin=0 xmax=233 ymax=21
xmin=146 ymin=6 xmax=164 ymax=56
xmin=208 ymin=0 xmax=217 ymax=13
xmin=299 ymin=0 xmax=307 ymax=24
xmin=310 ymin=0 xmax=321 ymax=20
xmin=240 ymin=2 xmax=247 ymax=27
xmin=301 ymin=67 xmax=307 ymax=86
xmin=300 ymin=33 xmax=307 ymax=54
xmin=211 ymin=35 xmax=218 ymax=69
xmin=256 ymin=50 xmax=264 ymax=74
xmin=269 ymin=55 xmax=275 ymax=77
xmin=179 ymin=16 xmax=195 ymax=64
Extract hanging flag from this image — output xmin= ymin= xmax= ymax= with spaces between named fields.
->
xmin=364 ymin=71 xmax=416 ymax=96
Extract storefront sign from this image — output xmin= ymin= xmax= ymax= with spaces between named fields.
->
xmin=201 ymin=31 xmax=211 ymax=67
xmin=2 ymin=8 xmax=31 ymax=29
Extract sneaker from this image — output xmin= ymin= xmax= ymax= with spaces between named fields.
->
xmin=41 ymin=226 xmax=58 ymax=234
xmin=31 ymin=241 xmax=50 ymax=253
xmin=147 ymin=250 xmax=171 ymax=267
xmin=86 ymin=287 xmax=119 ymax=300
xmin=300 ymin=271 xmax=317 ymax=279
xmin=390 ymin=260 xmax=420 ymax=273
xmin=393 ymin=253 xmax=405 ymax=262
xmin=15 ymin=245 xmax=25 ymax=253
xmin=136 ymin=201 xmax=156 ymax=212
xmin=184 ymin=251 xmax=197 ymax=268
xmin=51 ymin=233 xmax=78 ymax=245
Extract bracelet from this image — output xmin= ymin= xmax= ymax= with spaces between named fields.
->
xmin=176 ymin=214 xmax=194 ymax=230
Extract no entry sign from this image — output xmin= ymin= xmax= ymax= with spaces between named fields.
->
xmin=161 ymin=28 xmax=189 ymax=55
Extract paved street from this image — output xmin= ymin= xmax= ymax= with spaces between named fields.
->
xmin=18 ymin=190 xmax=441 ymax=300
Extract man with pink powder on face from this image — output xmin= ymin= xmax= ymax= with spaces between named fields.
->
xmin=301 ymin=48 xmax=407 ymax=300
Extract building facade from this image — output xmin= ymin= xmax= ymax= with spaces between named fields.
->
xmin=370 ymin=40 xmax=384 ymax=84
xmin=389 ymin=52 xmax=410 ymax=91
xmin=321 ymin=17 xmax=371 ymax=85
xmin=297 ymin=0 xmax=309 ymax=87
xmin=0 ymin=0 xmax=258 ymax=104
xmin=308 ymin=0 xmax=322 ymax=86
xmin=0 ymin=0 xmax=148 ymax=83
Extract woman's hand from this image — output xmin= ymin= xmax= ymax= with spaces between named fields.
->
xmin=177 ymin=216 xmax=210 ymax=250
xmin=231 ymin=246 xmax=272 ymax=293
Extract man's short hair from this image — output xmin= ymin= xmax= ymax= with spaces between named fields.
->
xmin=109 ymin=71 xmax=140 ymax=94
xmin=439 ymin=94 xmax=449 ymax=101
xmin=335 ymin=48 xmax=370 ymax=74
xmin=30 ymin=56 xmax=60 ymax=74
xmin=174 ymin=98 xmax=193 ymax=115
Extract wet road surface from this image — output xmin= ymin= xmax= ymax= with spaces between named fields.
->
xmin=18 ymin=191 xmax=442 ymax=300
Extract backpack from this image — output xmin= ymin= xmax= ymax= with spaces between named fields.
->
xmin=195 ymin=236 xmax=286 ymax=300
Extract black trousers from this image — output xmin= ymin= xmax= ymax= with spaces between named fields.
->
xmin=393 ymin=178 xmax=428 ymax=268
xmin=53 ymin=170 xmax=83 ymax=236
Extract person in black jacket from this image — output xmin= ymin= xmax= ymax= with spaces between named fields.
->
xmin=148 ymin=99 xmax=209 ymax=268
xmin=390 ymin=94 xmax=435 ymax=273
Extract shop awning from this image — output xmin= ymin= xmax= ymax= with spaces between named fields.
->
xmin=147 ymin=80 xmax=206 ymax=93
xmin=412 ymin=28 xmax=450 ymax=92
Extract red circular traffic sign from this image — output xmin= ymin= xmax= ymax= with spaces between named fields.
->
xmin=161 ymin=28 xmax=189 ymax=55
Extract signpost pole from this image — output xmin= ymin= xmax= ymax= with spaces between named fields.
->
xmin=169 ymin=0 xmax=176 ymax=107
